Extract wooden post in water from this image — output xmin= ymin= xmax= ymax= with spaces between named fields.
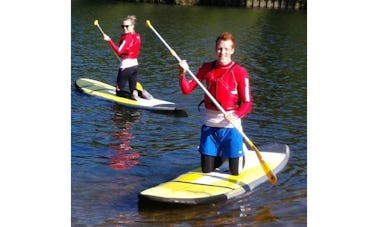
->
xmin=254 ymin=0 xmax=259 ymax=8
xmin=292 ymin=0 xmax=298 ymax=9
xmin=267 ymin=0 xmax=273 ymax=8
xmin=288 ymin=0 xmax=293 ymax=9
xmin=273 ymin=0 xmax=278 ymax=9
xmin=292 ymin=0 xmax=296 ymax=9
xmin=295 ymin=1 xmax=299 ymax=9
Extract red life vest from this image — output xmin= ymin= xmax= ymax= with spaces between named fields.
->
xmin=180 ymin=61 xmax=252 ymax=118
xmin=203 ymin=61 xmax=240 ymax=111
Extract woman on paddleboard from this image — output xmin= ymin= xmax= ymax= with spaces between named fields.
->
xmin=103 ymin=15 xmax=151 ymax=100
xmin=178 ymin=32 xmax=252 ymax=175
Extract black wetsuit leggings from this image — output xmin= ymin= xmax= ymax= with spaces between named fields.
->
xmin=116 ymin=66 xmax=138 ymax=98
xmin=201 ymin=154 xmax=244 ymax=176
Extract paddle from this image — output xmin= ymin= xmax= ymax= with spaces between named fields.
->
xmin=93 ymin=19 xmax=143 ymax=92
xmin=94 ymin=19 xmax=120 ymax=61
xmin=145 ymin=20 xmax=277 ymax=184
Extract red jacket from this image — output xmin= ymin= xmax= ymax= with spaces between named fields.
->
xmin=107 ymin=32 xmax=141 ymax=59
xmin=180 ymin=61 xmax=252 ymax=118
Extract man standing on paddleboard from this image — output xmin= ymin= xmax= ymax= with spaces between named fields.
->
xmin=103 ymin=15 xmax=152 ymax=100
xmin=178 ymin=32 xmax=252 ymax=176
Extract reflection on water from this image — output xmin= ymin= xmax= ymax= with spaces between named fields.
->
xmin=72 ymin=1 xmax=306 ymax=226
xmin=108 ymin=105 xmax=140 ymax=170
xmin=136 ymin=198 xmax=279 ymax=226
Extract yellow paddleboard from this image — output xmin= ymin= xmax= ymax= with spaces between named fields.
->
xmin=139 ymin=143 xmax=289 ymax=205
xmin=75 ymin=78 xmax=187 ymax=116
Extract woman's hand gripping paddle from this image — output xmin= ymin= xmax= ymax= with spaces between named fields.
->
xmin=145 ymin=20 xmax=277 ymax=184
xmin=93 ymin=19 xmax=143 ymax=92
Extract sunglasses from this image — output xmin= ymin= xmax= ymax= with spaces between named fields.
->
xmin=121 ymin=25 xmax=131 ymax=28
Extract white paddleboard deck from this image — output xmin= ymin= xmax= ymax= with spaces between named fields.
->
xmin=139 ymin=143 xmax=290 ymax=205
xmin=75 ymin=78 xmax=187 ymax=115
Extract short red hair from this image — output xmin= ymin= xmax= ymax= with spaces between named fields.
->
xmin=216 ymin=32 xmax=235 ymax=49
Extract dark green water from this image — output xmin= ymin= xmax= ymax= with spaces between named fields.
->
xmin=72 ymin=1 xmax=306 ymax=226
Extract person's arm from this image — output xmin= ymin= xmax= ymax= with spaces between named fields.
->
xmin=103 ymin=34 xmax=117 ymax=52
xmin=235 ymin=66 xmax=253 ymax=118
xmin=103 ymin=34 xmax=131 ymax=57
xmin=178 ymin=60 xmax=202 ymax=95
xmin=226 ymin=66 xmax=252 ymax=123
xmin=107 ymin=39 xmax=123 ymax=56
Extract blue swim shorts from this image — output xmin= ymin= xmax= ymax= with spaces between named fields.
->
xmin=199 ymin=125 xmax=244 ymax=158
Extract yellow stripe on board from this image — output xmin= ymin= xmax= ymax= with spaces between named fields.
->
xmin=141 ymin=157 xmax=285 ymax=200
xmin=77 ymin=78 xmax=139 ymax=105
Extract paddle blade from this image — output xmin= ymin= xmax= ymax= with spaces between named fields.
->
xmin=136 ymin=82 xmax=143 ymax=91
xmin=94 ymin=19 xmax=99 ymax=26
xmin=261 ymin=159 xmax=278 ymax=184
xmin=246 ymin=140 xmax=277 ymax=184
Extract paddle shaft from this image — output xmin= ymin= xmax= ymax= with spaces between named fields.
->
xmin=94 ymin=20 xmax=120 ymax=61
xmin=95 ymin=22 xmax=106 ymax=36
xmin=146 ymin=20 xmax=277 ymax=184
